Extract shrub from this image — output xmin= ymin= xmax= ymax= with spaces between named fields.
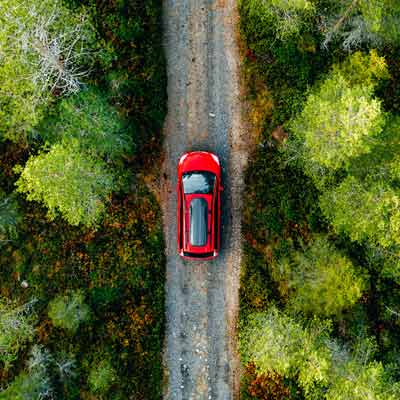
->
xmin=88 ymin=358 xmax=117 ymax=394
xmin=0 ymin=345 xmax=53 ymax=400
xmin=242 ymin=362 xmax=292 ymax=400
xmin=0 ymin=298 xmax=36 ymax=370
xmin=48 ymin=291 xmax=90 ymax=334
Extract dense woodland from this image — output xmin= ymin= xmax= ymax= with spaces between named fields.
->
xmin=3 ymin=0 xmax=400 ymax=399
xmin=0 ymin=0 xmax=166 ymax=398
xmin=239 ymin=0 xmax=400 ymax=399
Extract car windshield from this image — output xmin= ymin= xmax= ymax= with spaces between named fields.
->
xmin=182 ymin=171 xmax=216 ymax=194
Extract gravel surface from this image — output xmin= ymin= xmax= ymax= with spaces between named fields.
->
xmin=162 ymin=1 xmax=248 ymax=399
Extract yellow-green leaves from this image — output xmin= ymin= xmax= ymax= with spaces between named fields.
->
xmin=39 ymin=87 xmax=133 ymax=161
xmin=320 ymin=177 xmax=400 ymax=249
xmin=274 ymin=236 xmax=365 ymax=317
xmin=0 ymin=298 xmax=36 ymax=371
xmin=15 ymin=142 xmax=115 ymax=227
xmin=291 ymin=51 xmax=387 ymax=172
xmin=0 ymin=0 xmax=96 ymax=142
xmin=48 ymin=291 xmax=90 ymax=334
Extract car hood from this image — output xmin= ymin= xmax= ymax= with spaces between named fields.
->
xmin=179 ymin=152 xmax=220 ymax=176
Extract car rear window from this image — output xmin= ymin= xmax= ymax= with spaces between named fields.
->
xmin=182 ymin=171 xmax=216 ymax=194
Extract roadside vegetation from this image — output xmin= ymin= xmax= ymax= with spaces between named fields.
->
xmin=238 ymin=0 xmax=400 ymax=398
xmin=0 ymin=0 xmax=166 ymax=398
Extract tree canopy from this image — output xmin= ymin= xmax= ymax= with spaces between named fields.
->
xmin=0 ymin=0 xmax=95 ymax=142
xmin=290 ymin=51 xmax=387 ymax=174
xmin=38 ymin=87 xmax=133 ymax=161
xmin=320 ymin=177 xmax=400 ymax=249
xmin=274 ymin=236 xmax=365 ymax=317
xmin=15 ymin=142 xmax=115 ymax=227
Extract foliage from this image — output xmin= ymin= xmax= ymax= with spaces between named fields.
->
xmin=0 ymin=345 xmax=54 ymax=400
xmin=0 ymin=177 xmax=165 ymax=398
xmin=0 ymin=0 xmax=96 ymax=142
xmin=48 ymin=291 xmax=91 ymax=334
xmin=290 ymin=52 xmax=386 ymax=173
xmin=320 ymin=176 xmax=400 ymax=249
xmin=320 ymin=0 xmax=400 ymax=51
xmin=38 ymin=87 xmax=133 ymax=161
xmin=241 ymin=310 xmax=400 ymax=399
xmin=274 ymin=236 xmax=365 ymax=317
xmin=239 ymin=0 xmax=315 ymax=43
xmin=241 ymin=362 xmax=292 ymax=400
xmin=0 ymin=298 xmax=36 ymax=371
xmin=66 ymin=0 xmax=167 ymax=159
xmin=240 ymin=308 xmax=332 ymax=395
xmin=325 ymin=339 xmax=400 ymax=400
xmin=239 ymin=1 xmax=400 ymax=399
xmin=0 ymin=191 xmax=20 ymax=246
xmin=88 ymin=358 xmax=117 ymax=394
xmin=333 ymin=50 xmax=389 ymax=87
xmin=240 ymin=145 xmax=320 ymax=313
xmin=0 ymin=0 xmax=166 ymax=397
xmin=15 ymin=142 xmax=116 ymax=227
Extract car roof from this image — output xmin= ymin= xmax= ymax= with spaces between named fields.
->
xmin=189 ymin=197 xmax=208 ymax=246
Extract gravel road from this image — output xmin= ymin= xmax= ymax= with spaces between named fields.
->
xmin=162 ymin=1 xmax=248 ymax=399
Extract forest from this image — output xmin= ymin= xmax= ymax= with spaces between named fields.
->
xmin=238 ymin=0 xmax=400 ymax=399
xmin=0 ymin=0 xmax=166 ymax=399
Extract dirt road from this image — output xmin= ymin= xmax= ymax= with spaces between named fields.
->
xmin=162 ymin=1 xmax=247 ymax=399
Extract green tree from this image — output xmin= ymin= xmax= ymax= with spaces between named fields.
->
xmin=346 ymin=115 xmax=400 ymax=183
xmin=290 ymin=52 xmax=386 ymax=175
xmin=275 ymin=236 xmax=365 ymax=317
xmin=240 ymin=308 xmax=332 ymax=395
xmin=15 ymin=142 xmax=116 ymax=227
xmin=88 ymin=359 xmax=117 ymax=394
xmin=320 ymin=176 xmax=400 ymax=249
xmin=326 ymin=339 xmax=400 ymax=400
xmin=0 ymin=0 xmax=95 ymax=142
xmin=321 ymin=0 xmax=400 ymax=51
xmin=366 ymin=244 xmax=400 ymax=284
xmin=0 ymin=298 xmax=36 ymax=370
xmin=239 ymin=0 xmax=315 ymax=46
xmin=48 ymin=291 xmax=90 ymax=334
xmin=240 ymin=310 xmax=400 ymax=399
xmin=39 ymin=87 xmax=133 ymax=161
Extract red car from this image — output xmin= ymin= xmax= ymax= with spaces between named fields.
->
xmin=177 ymin=151 xmax=222 ymax=260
